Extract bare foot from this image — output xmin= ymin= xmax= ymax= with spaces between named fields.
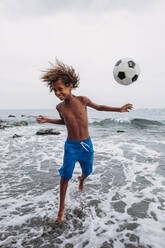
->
xmin=56 ymin=206 xmax=65 ymax=223
xmin=56 ymin=210 xmax=64 ymax=223
xmin=78 ymin=176 xmax=84 ymax=192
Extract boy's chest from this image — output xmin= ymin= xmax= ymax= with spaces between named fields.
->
xmin=60 ymin=102 xmax=87 ymax=120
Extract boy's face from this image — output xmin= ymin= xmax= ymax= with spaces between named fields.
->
xmin=53 ymin=79 xmax=73 ymax=101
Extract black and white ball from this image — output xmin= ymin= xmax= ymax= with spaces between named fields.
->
xmin=113 ymin=58 xmax=140 ymax=85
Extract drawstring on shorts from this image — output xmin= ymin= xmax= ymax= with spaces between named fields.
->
xmin=80 ymin=142 xmax=90 ymax=152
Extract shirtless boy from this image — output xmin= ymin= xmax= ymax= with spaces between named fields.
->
xmin=36 ymin=60 xmax=133 ymax=223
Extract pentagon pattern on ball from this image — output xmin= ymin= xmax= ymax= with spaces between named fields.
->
xmin=118 ymin=72 xmax=125 ymax=80
xmin=115 ymin=59 xmax=122 ymax=66
xmin=132 ymin=74 xmax=138 ymax=82
xmin=128 ymin=60 xmax=135 ymax=68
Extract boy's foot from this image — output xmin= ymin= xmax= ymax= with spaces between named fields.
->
xmin=56 ymin=210 xmax=64 ymax=223
xmin=56 ymin=206 xmax=65 ymax=223
xmin=78 ymin=176 xmax=84 ymax=192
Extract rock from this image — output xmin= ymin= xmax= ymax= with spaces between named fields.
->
xmin=11 ymin=121 xmax=28 ymax=126
xmin=0 ymin=120 xmax=5 ymax=129
xmin=0 ymin=120 xmax=11 ymax=129
xmin=0 ymin=120 xmax=28 ymax=129
xmin=13 ymin=134 xmax=23 ymax=138
xmin=36 ymin=129 xmax=60 ymax=135
xmin=8 ymin=114 xmax=16 ymax=118
xmin=1 ymin=125 xmax=11 ymax=129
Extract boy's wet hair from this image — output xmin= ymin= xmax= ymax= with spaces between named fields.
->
xmin=41 ymin=59 xmax=80 ymax=92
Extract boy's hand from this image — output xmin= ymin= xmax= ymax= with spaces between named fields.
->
xmin=120 ymin=104 xmax=133 ymax=112
xmin=36 ymin=115 xmax=48 ymax=123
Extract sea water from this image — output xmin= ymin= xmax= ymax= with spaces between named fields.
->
xmin=0 ymin=108 xmax=165 ymax=248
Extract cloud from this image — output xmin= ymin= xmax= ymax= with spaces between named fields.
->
xmin=0 ymin=0 xmax=158 ymax=20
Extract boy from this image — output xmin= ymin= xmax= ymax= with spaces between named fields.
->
xmin=36 ymin=59 xmax=133 ymax=223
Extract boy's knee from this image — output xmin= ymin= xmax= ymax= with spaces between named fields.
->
xmin=59 ymin=167 xmax=74 ymax=181
xmin=61 ymin=176 xmax=70 ymax=182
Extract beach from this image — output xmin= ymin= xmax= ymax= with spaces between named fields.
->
xmin=0 ymin=108 xmax=165 ymax=248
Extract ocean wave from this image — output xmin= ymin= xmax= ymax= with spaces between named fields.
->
xmin=90 ymin=118 xmax=164 ymax=128
xmin=131 ymin=118 xmax=164 ymax=128
xmin=1 ymin=116 xmax=164 ymax=130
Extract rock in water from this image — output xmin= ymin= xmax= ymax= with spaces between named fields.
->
xmin=0 ymin=120 xmax=28 ymax=128
xmin=11 ymin=121 xmax=28 ymax=126
xmin=36 ymin=129 xmax=60 ymax=135
xmin=13 ymin=134 xmax=23 ymax=138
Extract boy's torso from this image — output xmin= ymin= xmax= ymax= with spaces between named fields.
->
xmin=58 ymin=96 xmax=89 ymax=141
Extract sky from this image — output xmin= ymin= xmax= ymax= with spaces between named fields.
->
xmin=0 ymin=0 xmax=165 ymax=109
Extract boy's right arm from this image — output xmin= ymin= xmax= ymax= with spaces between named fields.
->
xmin=36 ymin=115 xmax=65 ymax=125
xmin=36 ymin=103 xmax=65 ymax=125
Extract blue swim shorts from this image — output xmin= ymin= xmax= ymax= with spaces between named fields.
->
xmin=59 ymin=137 xmax=94 ymax=180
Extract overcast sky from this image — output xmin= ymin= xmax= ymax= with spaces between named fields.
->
xmin=0 ymin=0 xmax=165 ymax=109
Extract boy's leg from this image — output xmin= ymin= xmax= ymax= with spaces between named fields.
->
xmin=56 ymin=177 xmax=69 ymax=223
xmin=78 ymin=174 xmax=88 ymax=192
xmin=78 ymin=137 xmax=94 ymax=192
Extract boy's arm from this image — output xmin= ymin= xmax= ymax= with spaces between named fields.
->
xmin=83 ymin=97 xmax=133 ymax=112
xmin=36 ymin=104 xmax=65 ymax=125
xmin=36 ymin=115 xmax=65 ymax=124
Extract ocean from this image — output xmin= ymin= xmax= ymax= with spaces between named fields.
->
xmin=0 ymin=108 xmax=165 ymax=248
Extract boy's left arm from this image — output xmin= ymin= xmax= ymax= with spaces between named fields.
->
xmin=83 ymin=97 xmax=133 ymax=112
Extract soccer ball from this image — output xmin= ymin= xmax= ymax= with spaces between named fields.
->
xmin=113 ymin=58 xmax=140 ymax=85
